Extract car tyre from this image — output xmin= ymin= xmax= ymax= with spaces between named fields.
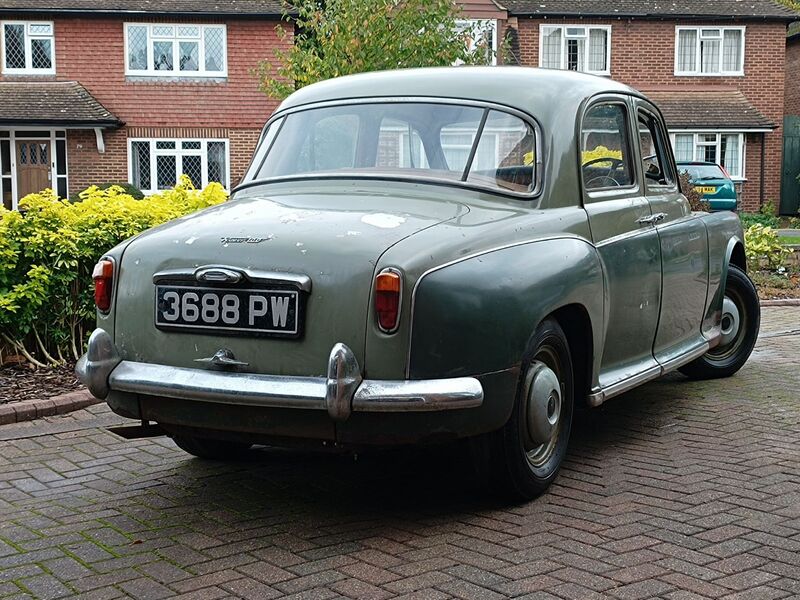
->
xmin=475 ymin=317 xmax=574 ymax=501
xmin=171 ymin=434 xmax=252 ymax=460
xmin=679 ymin=264 xmax=760 ymax=380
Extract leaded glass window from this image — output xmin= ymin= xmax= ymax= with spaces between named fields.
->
xmin=129 ymin=139 xmax=229 ymax=194
xmin=125 ymin=23 xmax=226 ymax=77
xmin=2 ymin=21 xmax=55 ymax=73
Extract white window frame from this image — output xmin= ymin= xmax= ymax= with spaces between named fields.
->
xmin=538 ymin=24 xmax=611 ymax=76
xmin=124 ymin=23 xmax=227 ymax=78
xmin=456 ymin=19 xmax=498 ymax=65
xmin=127 ymin=138 xmax=230 ymax=194
xmin=0 ymin=128 xmax=67 ymax=209
xmin=674 ymin=26 xmax=746 ymax=76
xmin=669 ymin=131 xmax=746 ymax=180
xmin=1 ymin=21 xmax=55 ymax=74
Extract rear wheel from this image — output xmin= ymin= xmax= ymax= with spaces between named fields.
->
xmin=171 ymin=434 xmax=252 ymax=460
xmin=679 ymin=264 xmax=760 ymax=380
xmin=475 ymin=318 xmax=574 ymax=501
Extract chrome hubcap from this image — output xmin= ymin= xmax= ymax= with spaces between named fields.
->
xmin=719 ymin=296 xmax=741 ymax=348
xmin=524 ymin=360 xmax=562 ymax=467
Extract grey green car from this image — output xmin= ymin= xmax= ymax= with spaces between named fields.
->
xmin=77 ymin=68 xmax=760 ymax=500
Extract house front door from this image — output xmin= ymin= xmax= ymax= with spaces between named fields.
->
xmin=16 ymin=140 xmax=51 ymax=198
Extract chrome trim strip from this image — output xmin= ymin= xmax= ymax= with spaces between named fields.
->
xmin=153 ymin=265 xmax=312 ymax=292
xmin=110 ymin=362 xmax=328 ymax=410
xmin=76 ymin=329 xmax=483 ymax=419
xmin=658 ymin=341 xmax=709 ymax=373
xmin=353 ymin=379 xmax=483 ymax=412
xmin=587 ymin=340 xmax=710 ymax=407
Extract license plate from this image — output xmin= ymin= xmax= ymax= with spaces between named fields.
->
xmin=155 ymin=285 xmax=301 ymax=337
xmin=695 ymin=186 xmax=717 ymax=194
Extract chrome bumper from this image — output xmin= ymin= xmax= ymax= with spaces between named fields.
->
xmin=76 ymin=329 xmax=483 ymax=422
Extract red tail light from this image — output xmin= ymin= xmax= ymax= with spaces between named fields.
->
xmin=375 ymin=269 xmax=402 ymax=333
xmin=93 ymin=258 xmax=114 ymax=313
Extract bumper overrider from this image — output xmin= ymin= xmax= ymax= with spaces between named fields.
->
xmin=76 ymin=329 xmax=484 ymax=422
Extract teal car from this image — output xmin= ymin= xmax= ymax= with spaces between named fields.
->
xmin=677 ymin=161 xmax=738 ymax=211
xmin=77 ymin=68 xmax=760 ymax=500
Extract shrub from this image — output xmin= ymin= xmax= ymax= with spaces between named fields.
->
xmin=678 ymin=171 xmax=709 ymax=212
xmin=739 ymin=201 xmax=780 ymax=229
xmin=68 ymin=181 xmax=144 ymax=202
xmin=0 ymin=176 xmax=227 ymax=367
xmin=744 ymin=224 xmax=790 ymax=271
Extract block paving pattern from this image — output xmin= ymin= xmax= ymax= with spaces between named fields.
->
xmin=0 ymin=307 xmax=798 ymax=599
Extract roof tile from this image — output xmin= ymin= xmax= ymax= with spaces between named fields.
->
xmin=505 ymin=0 xmax=798 ymax=20
xmin=0 ymin=81 xmax=122 ymax=126
xmin=643 ymin=89 xmax=775 ymax=129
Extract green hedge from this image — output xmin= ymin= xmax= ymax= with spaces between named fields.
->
xmin=0 ymin=176 xmax=227 ymax=367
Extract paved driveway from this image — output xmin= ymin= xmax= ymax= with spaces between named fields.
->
xmin=0 ymin=307 xmax=798 ymax=600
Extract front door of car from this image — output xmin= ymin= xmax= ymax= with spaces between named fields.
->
xmin=635 ymin=102 xmax=710 ymax=366
xmin=581 ymin=98 xmax=662 ymax=391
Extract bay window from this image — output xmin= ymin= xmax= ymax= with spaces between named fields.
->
xmin=675 ymin=27 xmax=744 ymax=76
xmin=671 ymin=132 xmax=745 ymax=179
xmin=539 ymin=25 xmax=611 ymax=75
xmin=129 ymin=139 xmax=229 ymax=193
xmin=125 ymin=23 xmax=226 ymax=77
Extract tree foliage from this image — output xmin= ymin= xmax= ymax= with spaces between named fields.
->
xmin=258 ymin=0 xmax=497 ymax=99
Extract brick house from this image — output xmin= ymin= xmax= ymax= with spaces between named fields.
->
xmin=0 ymin=0 xmax=289 ymax=209
xmin=493 ymin=0 xmax=797 ymax=212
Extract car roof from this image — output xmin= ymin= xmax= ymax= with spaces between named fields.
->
xmin=275 ymin=67 xmax=645 ymax=117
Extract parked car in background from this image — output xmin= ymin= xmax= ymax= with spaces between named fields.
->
xmin=677 ymin=161 xmax=738 ymax=211
xmin=77 ymin=68 xmax=760 ymax=500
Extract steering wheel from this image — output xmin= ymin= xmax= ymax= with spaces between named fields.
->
xmin=583 ymin=156 xmax=626 ymax=188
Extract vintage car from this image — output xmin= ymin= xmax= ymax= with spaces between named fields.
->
xmin=77 ymin=67 xmax=760 ymax=500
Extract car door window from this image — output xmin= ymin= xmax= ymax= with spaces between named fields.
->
xmin=638 ymin=110 xmax=676 ymax=190
xmin=581 ymin=103 xmax=634 ymax=191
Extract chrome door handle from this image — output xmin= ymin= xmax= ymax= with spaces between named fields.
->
xmin=636 ymin=212 xmax=667 ymax=226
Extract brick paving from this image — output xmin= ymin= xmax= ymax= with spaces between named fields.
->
xmin=0 ymin=306 xmax=798 ymax=600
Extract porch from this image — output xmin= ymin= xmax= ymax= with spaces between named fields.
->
xmin=0 ymin=81 xmax=121 ymax=208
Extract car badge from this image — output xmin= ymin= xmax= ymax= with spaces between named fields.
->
xmin=221 ymin=236 xmax=272 ymax=245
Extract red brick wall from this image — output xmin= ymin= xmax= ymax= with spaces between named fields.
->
xmin=0 ymin=15 xmax=289 ymax=196
xmin=516 ymin=18 xmax=787 ymax=211
xmin=786 ymin=38 xmax=800 ymax=116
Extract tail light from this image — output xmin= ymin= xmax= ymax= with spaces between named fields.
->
xmin=375 ymin=269 xmax=402 ymax=333
xmin=93 ymin=258 xmax=114 ymax=313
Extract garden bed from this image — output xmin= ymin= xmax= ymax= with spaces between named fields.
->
xmin=751 ymin=269 xmax=800 ymax=301
xmin=0 ymin=361 xmax=82 ymax=405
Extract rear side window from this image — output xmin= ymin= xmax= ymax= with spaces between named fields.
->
xmin=581 ymin=103 xmax=634 ymax=191
xmin=638 ymin=110 xmax=676 ymax=189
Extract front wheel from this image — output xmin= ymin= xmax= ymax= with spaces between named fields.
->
xmin=476 ymin=318 xmax=574 ymax=501
xmin=680 ymin=264 xmax=760 ymax=380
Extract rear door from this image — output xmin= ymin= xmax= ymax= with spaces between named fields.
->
xmin=635 ymin=100 xmax=710 ymax=367
xmin=582 ymin=97 xmax=662 ymax=391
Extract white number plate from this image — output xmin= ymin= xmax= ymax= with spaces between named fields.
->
xmin=155 ymin=285 xmax=300 ymax=337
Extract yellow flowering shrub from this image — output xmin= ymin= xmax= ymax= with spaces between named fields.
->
xmin=582 ymin=146 xmax=623 ymax=167
xmin=744 ymin=224 xmax=790 ymax=270
xmin=0 ymin=176 xmax=227 ymax=366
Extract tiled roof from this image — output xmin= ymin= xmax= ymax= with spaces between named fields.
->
xmin=0 ymin=0 xmax=284 ymax=16
xmin=644 ymin=89 xmax=775 ymax=129
xmin=504 ymin=0 xmax=799 ymax=20
xmin=0 ymin=81 xmax=122 ymax=126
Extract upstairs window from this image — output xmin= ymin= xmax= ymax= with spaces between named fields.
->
xmin=540 ymin=25 xmax=610 ymax=76
xmin=675 ymin=27 xmax=744 ymax=76
xmin=125 ymin=23 xmax=226 ymax=77
xmin=2 ymin=22 xmax=55 ymax=74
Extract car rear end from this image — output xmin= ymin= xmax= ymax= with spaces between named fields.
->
xmin=677 ymin=161 xmax=737 ymax=211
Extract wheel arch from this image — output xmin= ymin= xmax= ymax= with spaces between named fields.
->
xmin=549 ymin=303 xmax=594 ymax=407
